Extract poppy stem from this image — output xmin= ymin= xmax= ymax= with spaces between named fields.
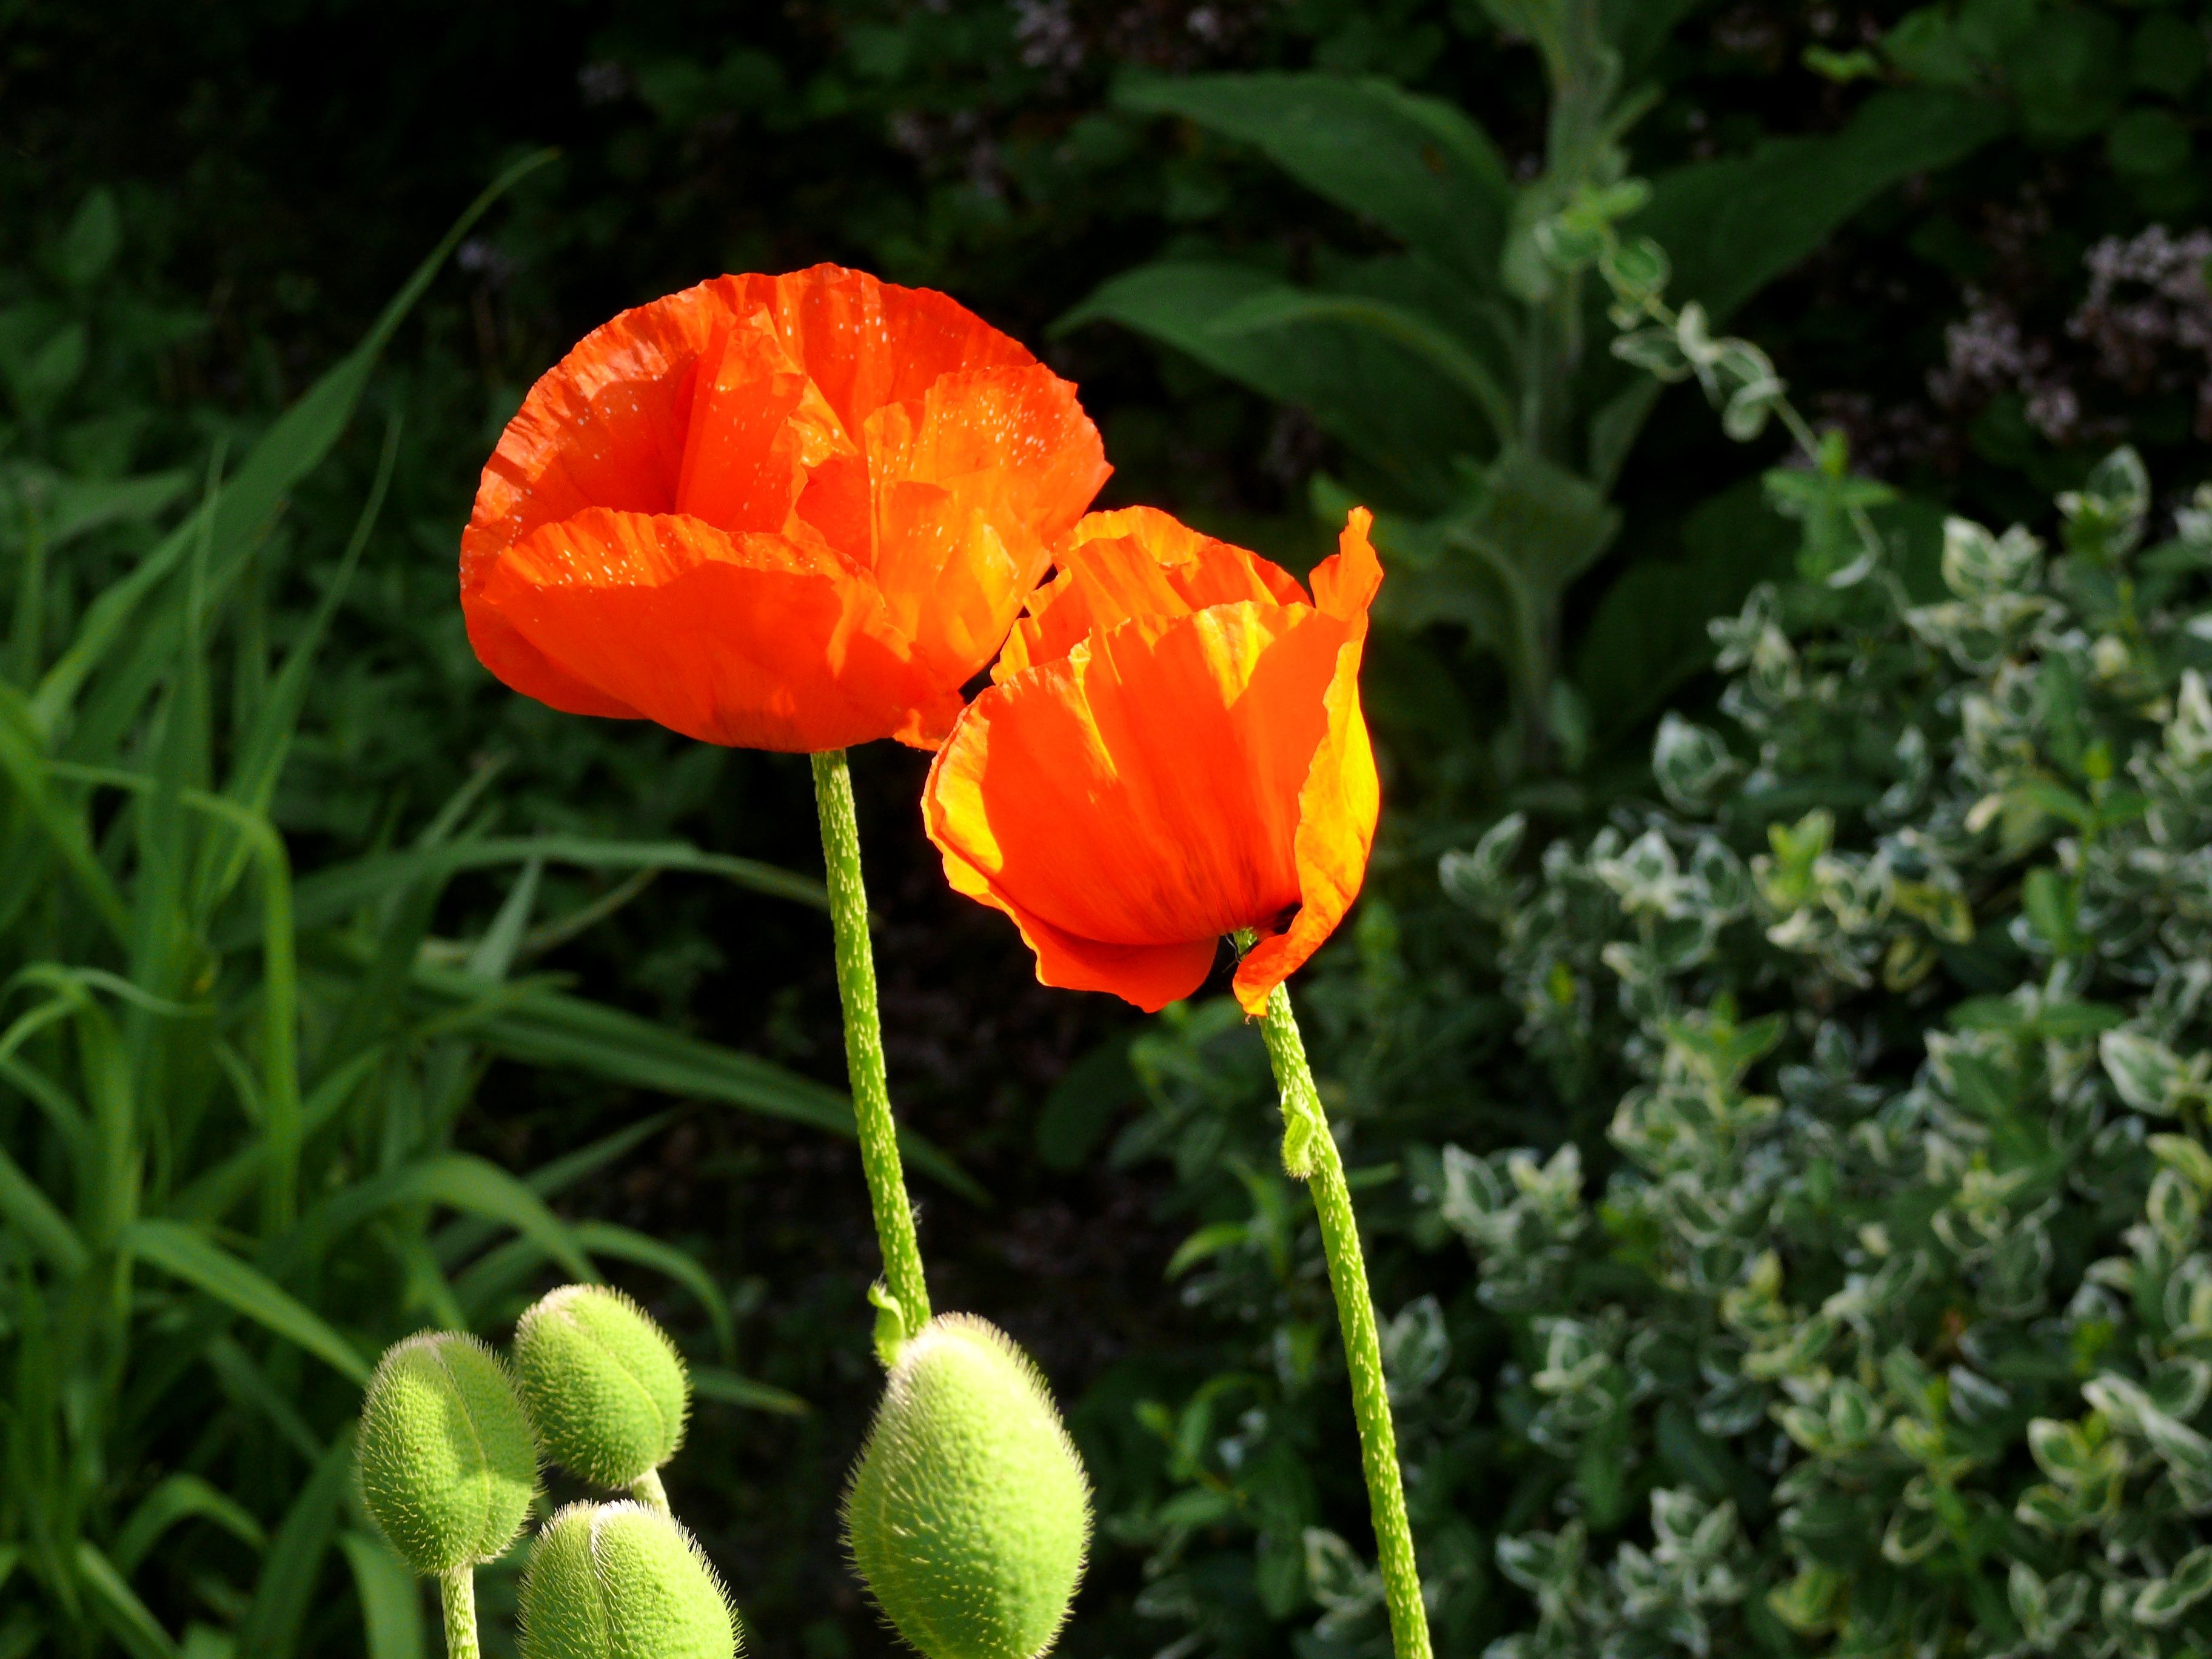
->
xmin=1258 ymin=982 xmax=1431 ymax=1659
xmin=438 ymin=1566 xmax=479 ymax=1659
xmin=811 ymin=748 xmax=933 ymax=1355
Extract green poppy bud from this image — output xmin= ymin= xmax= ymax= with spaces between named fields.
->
xmin=514 ymin=1284 xmax=689 ymax=1489
xmin=520 ymin=1500 xmax=740 ymax=1659
xmin=845 ymin=1315 xmax=1091 ymax=1659
xmin=357 ymin=1330 xmax=539 ymax=1575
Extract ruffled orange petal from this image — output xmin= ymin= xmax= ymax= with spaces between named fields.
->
xmin=471 ymin=507 xmax=960 ymax=752
xmin=927 ymin=598 xmax=1358 ymax=1008
xmin=1233 ymin=508 xmax=1384 ymax=1011
xmin=462 ymin=278 xmax=744 ymax=593
xmin=857 ymin=367 xmax=1110 ymax=690
xmin=931 ymin=830 xmax=1221 ymax=1013
xmin=728 ymin=266 xmax=1041 ymax=442
xmin=1309 ymin=506 xmax=1382 ymax=621
xmin=1232 ymin=632 xmax=1379 ymax=1012
xmin=998 ymin=508 xmax=1309 ymax=680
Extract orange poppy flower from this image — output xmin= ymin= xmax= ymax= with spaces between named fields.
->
xmin=923 ymin=506 xmax=1382 ymax=1014
xmin=460 ymin=264 xmax=1110 ymax=752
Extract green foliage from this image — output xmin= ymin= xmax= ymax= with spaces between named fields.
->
xmin=357 ymin=1333 xmax=540 ymax=1576
xmin=514 ymin=1285 xmax=691 ymax=1490
xmin=846 ymin=1315 xmax=1092 ymax=1659
xmin=1070 ymin=4 xmax=2002 ymax=780
xmin=0 ymin=192 xmax=866 ymax=1659
xmin=518 ymin=1501 xmax=737 ymax=1659
xmin=1426 ymin=443 xmax=2212 ymax=1657
xmin=1110 ymin=443 xmax=2212 ymax=1656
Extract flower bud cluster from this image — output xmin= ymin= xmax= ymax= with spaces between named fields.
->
xmin=356 ymin=1289 xmax=1090 ymax=1659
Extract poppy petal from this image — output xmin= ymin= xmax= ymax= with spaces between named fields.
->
xmin=462 ymin=278 xmax=743 ymax=592
xmin=998 ymin=508 xmax=1306 ymax=681
xmin=729 ymin=266 xmax=1041 ymax=441
xmin=929 ymin=820 xmax=1219 ymax=1011
xmin=1231 ymin=629 xmax=1380 ymax=1013
xmin=1309 ymin=506 xmax=1382 ymax=622
xmin=474 ymin=506 xmax=960 ymax=752
xmin=862 ymin=367 xmax=1110 ymax=689
xmin=672 ymin=310 xmax=855 ymax=535
xmin=927 ymin=598 xmax=1360 ymax=1009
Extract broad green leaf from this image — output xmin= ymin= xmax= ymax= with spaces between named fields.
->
xmin=1370 ymin=446 xmax=1620 ymax=706
xmin=124 ymin=1218 xmax=370 ymax=1383
xmin=1210 ymin=287 xmax=1515 ymax=440
xmin=338 ymin=1533 xmax=425 ymax=1659
xmin=1573 ymin=478 xmax=1793 ymax=743
xmin=74 ymin=1543 xmax=180 ymax=1659
xmin=1637 ymin=89 xmax=2005 ymax=321
xmin=1061 ymin=261 xmax=1494 ymax=512
xmin=1116 ymin=72 xmax=1512 ymax=285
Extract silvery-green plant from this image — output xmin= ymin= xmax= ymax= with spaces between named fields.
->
xmin=1430 ymin=444 xmax=2212 ymax=1657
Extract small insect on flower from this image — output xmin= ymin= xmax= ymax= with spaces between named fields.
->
xmin=461 ymin=264 xmax=1110 ymax=754
xmin=923 ymin=506 xmax=1383 ymax=1013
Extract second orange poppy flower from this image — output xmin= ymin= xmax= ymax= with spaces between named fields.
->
xmin=925 ymin=506 xmax=1383 ymax=1014
xmin=461 ymin=264 xmax=1110 ymax=752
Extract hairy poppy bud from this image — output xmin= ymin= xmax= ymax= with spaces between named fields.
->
xmin=520 ymin=1500 xmax=740 ymax=1659
xmin=357 ymin=1331 xmax=538 ymax=1575
xmin=845 ymin=1315 xmax=1091 ymax=1659
xmin=514 ymin=1285 xmax=689 ymax=1489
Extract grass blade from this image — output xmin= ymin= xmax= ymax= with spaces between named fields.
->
xmin=691 ymin=1365 xmax=809 ymax=1417
xmin=445 ymin=976 xmax=985 ymax=1199
xmin=338 ymin=1533 xmax=425 ymax=1659
xmin=0 ymin=1140 xmax=88 ymax=1273
xmin=113 ymin=1474 xmax=269 ymax=1575
xmin=236 ymin=1430 xmax=355 ymax=1659
xmin=124 ymin=1219 xmax=370 ymax=1383
xmin=279 ymin=835 xmax=826 ymax=942
xmin=73 ymin=1543 xmax=181 ymax=1659
xmin=294 ymin=1151 xmax=596 ymax=1282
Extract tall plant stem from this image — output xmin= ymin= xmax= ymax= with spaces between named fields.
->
xmin=439 ymin=1567 xmax=479 ymax=1659
xmin=1259 ymin=984 xmax=1430 ymax=1659
xmin=811 ymin=749 xmax=932 ymax=1347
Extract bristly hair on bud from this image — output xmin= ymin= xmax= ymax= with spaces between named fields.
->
xmin=519 ymin=1499 xmax=741 ymax=1659
xmin=514 ymin=1284 xmax=691 ymax=1490
xmin=843 ymin=1313 xmax=1091 ymax=1659
xmin=357 ymin=1330 xmax=540 ymax=1576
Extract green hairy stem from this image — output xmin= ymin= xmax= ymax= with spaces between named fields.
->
xmin=440 ymin=1566 xmax=480 ymax=1659
xmin=1259 ymin=984 xmax=1431 ymax=1659
xmin=811 ymin=749 xmax=933 ymax=1352
xmin=631 ymin=1467 xmax=671 ymax=1514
